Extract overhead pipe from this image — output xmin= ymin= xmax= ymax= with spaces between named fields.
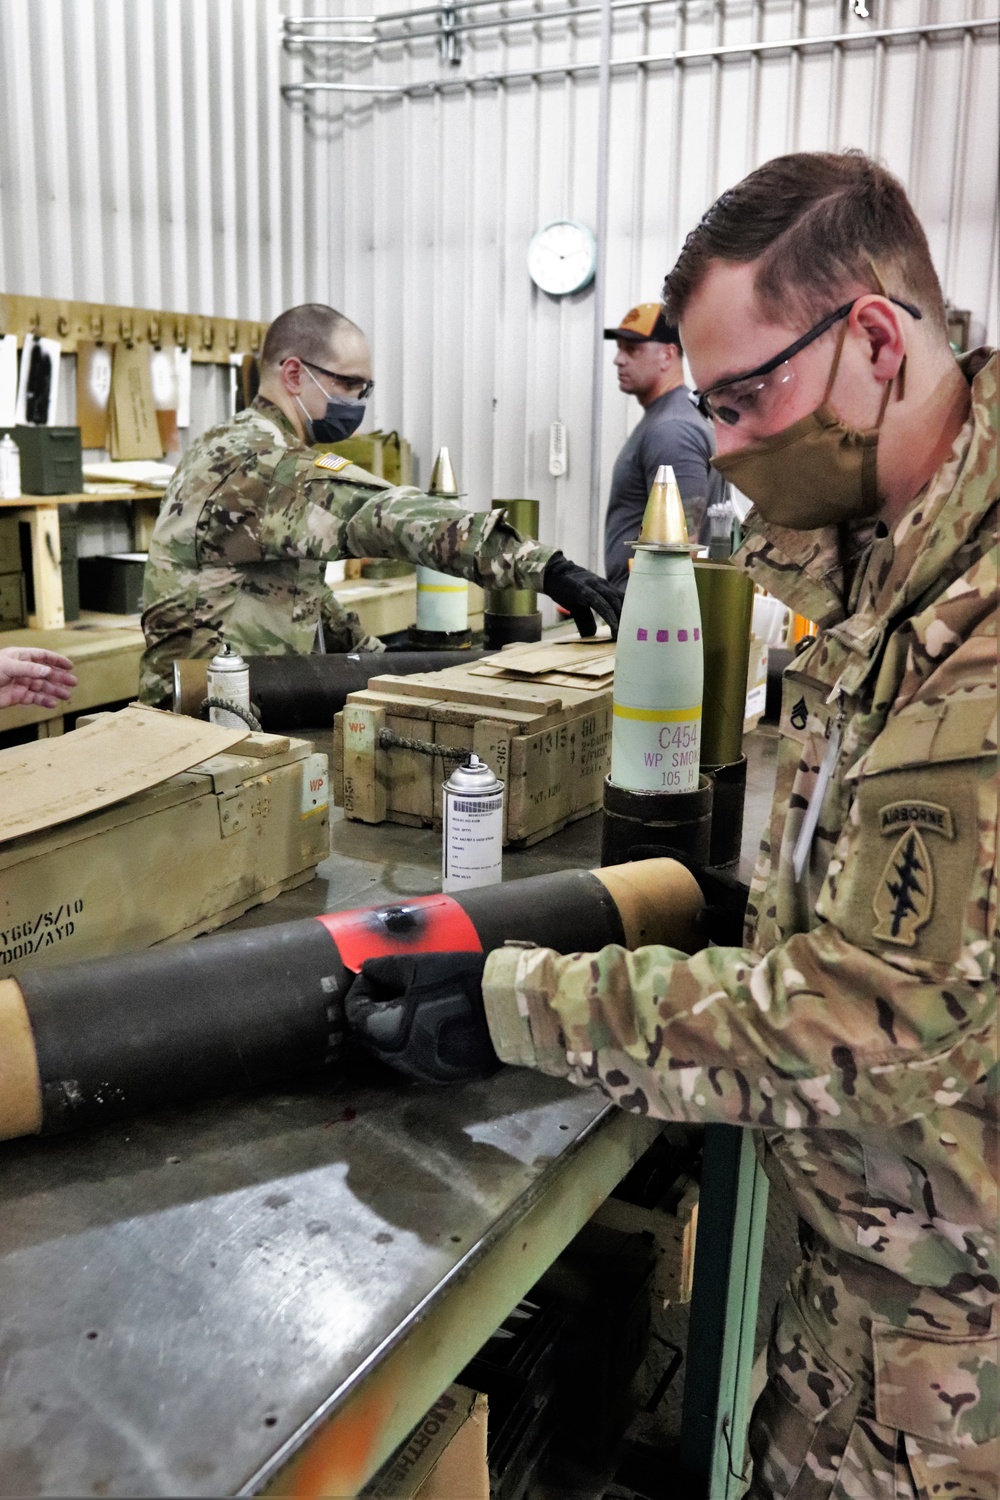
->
xmin=287 ymin=0 xmax=664 ymax=49
xmin=281 ymin=16 xmax=999 ymax=99
xmin=283 ymin=0 xmax=654 ymax=31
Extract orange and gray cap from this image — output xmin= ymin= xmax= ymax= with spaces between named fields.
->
xmin=604 ymin=302 xmax=681 ymax=347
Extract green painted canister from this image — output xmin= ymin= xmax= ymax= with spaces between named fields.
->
xmin=610 ymin=466 xmax=704 ymax=794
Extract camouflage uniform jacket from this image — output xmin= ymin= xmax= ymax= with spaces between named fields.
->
xmin=139 ymin=397 xmax=554 ymax=705
xmin=484 ymin=351 xmax=998 ymax=1490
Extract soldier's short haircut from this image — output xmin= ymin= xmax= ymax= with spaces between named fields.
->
xmin=664 ymin=151 xmax=947 ymax=336
xmin=261 ymin=304 xmax=363 ymax=370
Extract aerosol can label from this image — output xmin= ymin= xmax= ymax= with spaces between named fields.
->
xmin=442 ymin=756 xmax=504 ymax=893
xmin=207 ymin=649 xmax=250 ymax=731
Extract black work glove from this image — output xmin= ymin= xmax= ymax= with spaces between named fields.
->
xmin=344 ymin=952 xmax=499 ymax=1085
xmin=542 ymin=553 xmax=624 ymax=639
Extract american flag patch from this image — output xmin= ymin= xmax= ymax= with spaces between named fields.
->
xmin=314 ymin=452 xmax=350 ymax=472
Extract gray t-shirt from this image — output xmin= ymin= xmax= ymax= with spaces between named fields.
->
xmin=604 ymin=385 xmax=726 ymax=587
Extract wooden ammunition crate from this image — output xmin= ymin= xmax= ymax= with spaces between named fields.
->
xmin=333 ymin=639 xmax=615 ymax=847
xmin=0 ymin=732 xmax=330 ymax=976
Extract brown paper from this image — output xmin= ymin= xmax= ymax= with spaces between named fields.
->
xmin=75 ymin=342 xmax=114 ymax=448
xmin=109 ymin=343 xmax=163 ymax=460
xmin=0 ymin=704 xmax=247 ymax=844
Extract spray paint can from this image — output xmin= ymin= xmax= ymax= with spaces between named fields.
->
xmin=0 ymin=435 xmax=21 ymax=500
xmin=207 ymin=645 xmax=251 ymax=730
xmin=442 ymin=754 xmax=504 ymax=893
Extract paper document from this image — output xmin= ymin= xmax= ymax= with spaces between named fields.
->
xmin=82 ymin=460 xmax=176 ymax=488
xmin=15 ymin=335 xmax=61 ymax=425
xmin=0 ymin=335 xmax=18 ymax=427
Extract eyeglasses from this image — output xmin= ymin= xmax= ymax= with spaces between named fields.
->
xmin=298 ymin=358 xmax=374 ymax=402
xmin=690 ymin=294 xmax=921 ymax=428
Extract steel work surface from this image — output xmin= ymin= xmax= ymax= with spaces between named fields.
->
xmin=0 ymin=731 xmax=778 ymax=1495
xmin=0 ymin=785 xmax=652 ymax=1497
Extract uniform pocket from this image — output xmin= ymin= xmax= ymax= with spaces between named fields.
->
xmin=768 ymin=1295 xmax=855 ymax=1419
xmin=749 ymin=1295 xmax=856 ymax=1497
xmin=873 ymin=1324 xmax=998 ymax=1448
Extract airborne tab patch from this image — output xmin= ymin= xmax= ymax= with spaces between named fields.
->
xmin=878 ymin=801 xmax=954 ymax=840
xmin=314 ymin=452 xmax=350 ymax=473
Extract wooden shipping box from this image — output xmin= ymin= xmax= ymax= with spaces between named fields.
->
xmin=333 ymin=639 xmax=615 ymax=847
xmin=0 ymin=731 xmax=330 ymax=977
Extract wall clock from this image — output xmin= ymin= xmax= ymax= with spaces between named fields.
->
xmin=527 ymin=219 xmax=597 ymax=296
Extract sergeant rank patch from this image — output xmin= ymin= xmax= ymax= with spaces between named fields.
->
xmin=872 ymin=801 xmax=954 ymax=946
xmin=314 ymin=453 xmax=351 ymax=473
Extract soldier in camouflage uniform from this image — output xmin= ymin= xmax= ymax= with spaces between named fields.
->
xmin=140 ymin=304 xmax=621 ymax=707
xmin=345 ymin=156 xmax=998 ymax=1499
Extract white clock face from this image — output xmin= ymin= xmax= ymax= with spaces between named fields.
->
xmin=527 ymin=220 xmax=597 ymax=296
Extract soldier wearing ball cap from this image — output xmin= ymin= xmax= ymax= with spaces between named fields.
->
xmin=602 ymin=300 xmax=725 ymax=586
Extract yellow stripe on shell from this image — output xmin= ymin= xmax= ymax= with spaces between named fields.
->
xmin=612 ymin=703 xmax=702 ymax=722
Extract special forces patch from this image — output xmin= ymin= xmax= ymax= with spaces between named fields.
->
xmin=313 ymin=453 xmax=351 ymax=473
xmin=872 ymin=802 xmax=955 ymax=947
xmin=820 ymin=765 xmax=984 ymax=969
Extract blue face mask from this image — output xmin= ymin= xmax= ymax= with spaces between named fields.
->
xmin=297 ymin=365 xmax=366 ymax=444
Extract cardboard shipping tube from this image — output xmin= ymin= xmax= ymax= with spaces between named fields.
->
xmin=3 ymin=859 xmax=705 ymax=1143
xmin=592 ymin=859 xmax=703 ymax=952
xmin=0 ymin=978 xmax=43 ymax=1138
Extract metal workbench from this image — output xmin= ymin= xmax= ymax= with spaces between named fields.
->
xmin=0 ymin=729 xmax=780 ymax=1497
xmin=0 ymin=794 xmax=661 ymax=1497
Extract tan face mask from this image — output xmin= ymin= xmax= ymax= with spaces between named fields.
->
xmin=710 ymin=321 xmax=897 ymax=531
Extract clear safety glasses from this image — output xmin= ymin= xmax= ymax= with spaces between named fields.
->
xmin=690 ymin=294 xmax=921 ymax=429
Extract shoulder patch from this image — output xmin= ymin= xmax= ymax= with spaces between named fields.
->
xmin=873 ymin=829 xmax=935 ymax=946
xmin=314 ymin=452 xmax=351 ymax=473
xmin=878 ymin=801 xmax=955 ymax=840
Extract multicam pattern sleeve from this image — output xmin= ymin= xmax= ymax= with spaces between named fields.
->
xmin=255 ymin=451 xmax=555 ymax=588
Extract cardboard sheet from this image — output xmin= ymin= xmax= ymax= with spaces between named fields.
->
xmin=0 ymin=704 xmax=248 ymax=845
xmin=471 ymin=639 xmax=616 ymax=681
xmin=109 ymin=343 xmax=163 ymax=460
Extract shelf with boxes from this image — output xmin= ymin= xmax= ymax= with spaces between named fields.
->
xmin=0 ymin=487 xmax=162 ymax=629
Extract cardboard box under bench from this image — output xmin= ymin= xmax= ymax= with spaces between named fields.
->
xmin=333 ymin=640 xmax=616 ymax=847
xmin=0 ymin=731 xmax=330 ymax=977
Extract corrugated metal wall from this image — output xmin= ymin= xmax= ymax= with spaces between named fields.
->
xmin=0 ymin=0 xmax=338 ymax=322
xmin=292 ymin=0 xmax=999 ymax=565
xmin=1 ymin=1 xmax=997 ymax=570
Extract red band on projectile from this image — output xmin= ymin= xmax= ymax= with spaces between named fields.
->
xmin=315 ymin=895 xmax=482 ymax=974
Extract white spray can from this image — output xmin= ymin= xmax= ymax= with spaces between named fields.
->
xmin=610 ymin=465 xmax=704 ymax=793
xmin=0 ymin=435 xmax=21 ymax=500
xmin=207 ymin=645 xmax=251 ymax=730
xmin=442 ymin=754 xmax=504 ymax=892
